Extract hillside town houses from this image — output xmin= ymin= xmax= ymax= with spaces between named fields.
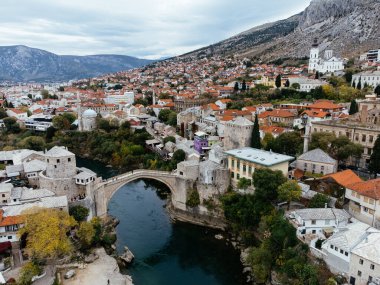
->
xmin=1 ymin=41 xmax=380 ymax=284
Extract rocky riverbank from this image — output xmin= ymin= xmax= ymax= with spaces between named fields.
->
xmin=62 ymin=247 xmax=133 ymax=285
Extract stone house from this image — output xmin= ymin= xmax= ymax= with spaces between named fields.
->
xmin=293 ymin=148 xmax=337 ymax=175
xmin=223 ymin=117 xmax=253 ymax=150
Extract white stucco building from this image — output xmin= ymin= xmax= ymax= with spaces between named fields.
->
xmin=308 ymin=39 xmax=344 ymax=74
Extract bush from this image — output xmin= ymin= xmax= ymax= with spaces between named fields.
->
xmin=69 ymin=205 xmax=89 ymax=222
xmin=18 ymin=262 xmax=42 ymax=285
xmin=186 ymin=189 xmax=200 ymax=208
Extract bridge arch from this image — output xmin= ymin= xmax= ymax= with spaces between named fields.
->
xmin=94 ymin=170 xmax=179 ymax=217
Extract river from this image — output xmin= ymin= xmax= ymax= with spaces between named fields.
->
xmin=77 ymin=158 xmax=245 ymax=285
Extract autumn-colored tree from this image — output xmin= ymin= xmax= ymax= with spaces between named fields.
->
xmin=77 ymin=222 xmax=95 ymax=250
xmin=18 ymin=208 xmax=77 ymax=260
xmin=18 ymin=262 xmax=42 ymax=285
xmin=277 ymin=180 xmax=302 ymax=210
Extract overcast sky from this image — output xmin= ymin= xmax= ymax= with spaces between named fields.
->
xmin=0 ymin=0 xmax=311 ymax=59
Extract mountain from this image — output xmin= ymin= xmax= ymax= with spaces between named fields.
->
xmin=182 ymin=0 xmax=380 ymax=61
xmin=0 ymin=45 xmax=153 ymax=82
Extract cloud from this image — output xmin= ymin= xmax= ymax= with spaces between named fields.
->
xmin=0 ymin=0 xmax=311 ymax=59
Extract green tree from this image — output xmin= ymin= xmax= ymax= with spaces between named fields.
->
xmin=237 ymin=177 xmax=251 ymax=190
xmin=97 ymin=118 xmax=110 ymax=131
xmin=234 ymin=81 xmax=239 ymax=92
xmin=348 ymin=100 xmax=358 ymax=115
xmin=172 ymin=149 xmax=186 ymax=163
xmin=163 ymin=136 xmax=176 ymax=144
xmin=158 ymin=109 xmax=172 ymax=122
xmin=247 ymin=246 xmax=273 ymax=284
xmin=17 ymin=136 xmax=46 ymax=151
xmin=375 ymin=85 xmax=380 ymax=97
xmin=309 ymin=132 xmax=336 ymax=152
xmin=262 ymin=133 xmax=275 ymax=150
xmin=275 ymin=74 xmax=282 ymax=88
xmin=69 ymin=205 xmax=90 ymax=222
xmin=242 ymin=80 xmax=247 ymax=91
xmin=309 ymin=193 xmax=330 ymax=208
xmin=251 ymin=114 xmax=261 ymax=149
xmin=0 ymin=107 xmax=7 ymax=119
xmin=3 ymin=117 xmax=21 ymax=133
xmin=277 ymin=180 xmax=302 ymax=210
xmin=186 ymin=189 xmax=200 ymax=207
xmin=253 ymin=168 xmax=286 ymax=201
xmin=270 ymin=132 xmax=303 ymax=156
xmin=369 ymin=135 xmax=380 ymax=177
xmin=284 ymin=79 xmax=290 ymax=88
xmin=291 ymin=83 xmax=300 ymax=90
xmin=167 ymin=112 xmax=177 ymax=126
xmin=357 ymin=77 xmax=362 ymax=90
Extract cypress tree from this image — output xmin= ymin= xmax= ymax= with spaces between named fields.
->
xmin=251 ymin=114 xmax=261 ymax=149
xmin=375 ymin=85 xmax=380 ymax=97
xmin=242 ymin=80 xmax=247 ymax=91
xmin=275 ymin=74 xmax=282 ymax=88
xmin=369 ymin=135 xmax=380 ymax=177
xmin=357 ymin=77 xmax=362 ymax=90
xmin=284 ymin=79 xmax=290 ymax=88
xmin=352 ymin=80 xmax=356 ymax=88
xmin=234 ymin=82 xmax=239 ymax=92
xmin=349 ymin=100 xmax=358 ymax=115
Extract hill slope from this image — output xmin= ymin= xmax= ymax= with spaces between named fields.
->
xmin=183 ymin=0 xmax=380 ymax=60
xmin=0 ymin=45 xmax=153 ymax=82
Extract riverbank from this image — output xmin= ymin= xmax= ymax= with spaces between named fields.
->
xmin=61 ymin=248 xmax=133 ymax=285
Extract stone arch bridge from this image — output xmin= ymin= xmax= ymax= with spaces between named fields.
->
xmin=93 ymin=170 xmax=189 ymax=217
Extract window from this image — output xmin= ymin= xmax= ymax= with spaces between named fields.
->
xmin=370 ymin=264 xmax=375 ymax=270
xmin=340 ymin=249 xmax=344 ymax=254
xmin=231 ymin=160 xmax=234 ymax=168
xmin=243 ymin=165 xmax=246 ymax=172
xmin=54 ymin=165 xmax=57 ymax=168
xmin=231 ymin=172 xmax=234 ymax=178
xmin=311 ymin=220 xmax=316 ymax=225
xmin=358 ymin=271 xmax=362 ymax=277
xmin=330 ymin=245 xmax=334 ymax=249
xmin=369 ymin=135 xmax=374 ymax=143
xmin=1 ymin=194 xmax=5 ymax=197
xmin=68 ymin=158 xmax=71 ymax=162
xmin=359 ymin=259 xmax=363 ymax=265
xmin=2 ymin=200 xmax=7 ymax=203
xmin=7 ymin=236 xmax=12 ymax=240
xmin=362 ymin=135 xmax=366 ymax=142
xmin=312 ymin=230 xmax=316 ymax=234
xmin=57 ymin=159 xmax=60 ymax=163
xmin=237 ymin=174 xmax=240 ymax=179
xmin=248 ymin=166 xmax=252 ymax=174
xmin=345 ymin=252 xmax=348 ymax=256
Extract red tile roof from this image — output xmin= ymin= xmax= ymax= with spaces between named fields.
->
xmin=347 ymin=178 xmax=380 ymax=200
xmin=323 ymin=170 xmax=363 ymax=188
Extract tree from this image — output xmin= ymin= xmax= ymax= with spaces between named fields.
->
xmin=251 ymin=114 xmax=261 ymax=149
xmin=349 ymin=100 xmax=359 ymax=115
xmin=167 ymin=112 xmax=177 ymax=126
xmin=163 ymin=136 xmax=176 ymax=144
xmin=18 ymin=208 xmax=77 ymax=260
xmin=158 ymin=109 xmax=172 ymax=123
xmin=234 ymin=81 xmax=239 ymax=92
xmin=357 ymin=77 xmax=362 ymax=90
xmin=277 ymin=180 xmax=302 ymax=210
xmin=0 ymin=107 xmax=7 ymax=119
xmin=97 ymin=118 xmax=111 ymax=131
xmin=369 ymin=135 xmax=380 ymax=177
xmin=77 ymin=222 xmax=95 ymax=250
xmin=262 ymin=133 xmax=275 ymax=150
xmin=275 ymin=74 xmax=282 ymax=88
xmin=186 ymin=189 xmax=200 ymax=207
xmin=237 ymin=177 xmax=251 ymax=190
xmin=18 ymin=262 xmax=42 ymax=285
xmin=375 ymin=85 xmax=380 ymax=97
xmin=17 ymin=136 xmax=46 ymax=151
xmin=40 ymin=89 xmax=49 ymax=99
xmin=3 ymin=117 xmax=21 ymax=133
xmin=242 ymin=80 xmax=247 ymax=91
xmin=308 ymin=193 xmax=330 ymax=208
xmin=284 ymin=79 xmax=290 ymax=88
xmin=69 ymin=205 xmax=89 ymax=222
xmin=247 ymin=246 xmax=273 ymax=284
xmin=53 ymin=113 xmax=76 ymax=130
xmin=352 ymin=80 xmax=356 ymax=88
xmin=270 ymin=132 xmax=303 ymax=156
xmin=253 ymin=168 xmax=286 ymax=201
xmin=291 ymin=83 xmax=300 ymax=90
xmin=172 ymin=149 xmax=186 ymax=163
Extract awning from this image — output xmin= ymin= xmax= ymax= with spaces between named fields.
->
xmin=0 ymin=241 xmax=11 ymax=254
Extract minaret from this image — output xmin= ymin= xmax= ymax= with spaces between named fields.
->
xmin=152 ymin=90 xmax=156 ymax=105
xmin=76 ymin=92 xmax=83 ymax=131
xmin=302 ymin=115 xmax=311 ymax=153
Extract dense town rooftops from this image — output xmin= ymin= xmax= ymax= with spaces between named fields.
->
xmin=225 ymin=147 xmax=294 ymax=167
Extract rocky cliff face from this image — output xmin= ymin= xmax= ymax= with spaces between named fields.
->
xmin=184 ymin=0 xmax=380 ymax=60
xmin=0 ymin=45 xmax=153 ymax=82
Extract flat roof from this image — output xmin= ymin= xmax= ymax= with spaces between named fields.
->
xmin=224 ymin=147 xmax=294 ymax=167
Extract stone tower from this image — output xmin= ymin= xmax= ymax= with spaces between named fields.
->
xmin=223 ymin=117 xmax=254 ymax=150
xmin=82 ymin=109 xmax=97 ymax=131
xmin=45 ymin=146 xmax=77 ymax=179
